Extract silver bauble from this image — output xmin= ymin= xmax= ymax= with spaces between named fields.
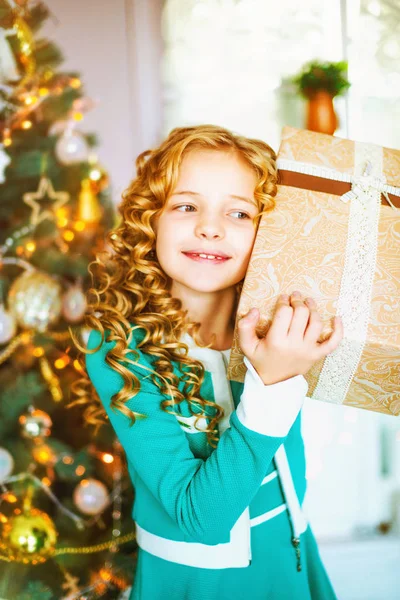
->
xmin=55 ymin=131 xmax=89 ymax=165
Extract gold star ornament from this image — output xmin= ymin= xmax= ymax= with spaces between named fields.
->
xmin=61 ymin=570 xmax=81 ymax=596
xmin=23 ymin=176 xmax=70 ymax=226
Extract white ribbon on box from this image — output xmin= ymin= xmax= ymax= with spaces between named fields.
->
xmin=277 ymin=142 xmax=399 ymax=405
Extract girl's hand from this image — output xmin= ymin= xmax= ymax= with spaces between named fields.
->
xmin=238 ymin=292 xmax=344 ymax=385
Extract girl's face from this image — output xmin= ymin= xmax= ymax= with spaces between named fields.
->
xmin=154 ymin=149 xmax=259 ymax=295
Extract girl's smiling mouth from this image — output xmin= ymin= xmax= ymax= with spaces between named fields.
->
xmin=182 ymin=251 xmax=231 ymax=264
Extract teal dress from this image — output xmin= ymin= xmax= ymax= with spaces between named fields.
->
xmin=86 ymin=328 xmax=338 ymax=600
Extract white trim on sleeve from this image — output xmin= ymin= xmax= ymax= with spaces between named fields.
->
xmin=249 ymin=503 xmax=287 ymax=527
xmin=261 ymin=470 xmax=278 ymax=485
xmin=235 ymin=357 xmax=308 ymax=437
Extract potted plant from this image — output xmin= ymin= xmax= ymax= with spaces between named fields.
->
xmin=292 ymin=60 xmax=351 ymax=134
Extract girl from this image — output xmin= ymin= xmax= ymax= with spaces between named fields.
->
xmin=74 ymin=124 xmax=343 ymax=599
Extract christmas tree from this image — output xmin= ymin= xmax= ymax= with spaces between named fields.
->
xmin=0 ymin=2 xmax=136 ymax=598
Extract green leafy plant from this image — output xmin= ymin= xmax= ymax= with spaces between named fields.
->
xmin=292 ymin=60 xmax=351 ymax=98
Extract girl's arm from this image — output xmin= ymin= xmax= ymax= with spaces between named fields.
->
xmin=86 ymin=330 xmax=306 ymax=546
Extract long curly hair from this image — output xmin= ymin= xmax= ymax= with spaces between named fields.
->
xmin=70 ymin=124 xmax=278 ymax=448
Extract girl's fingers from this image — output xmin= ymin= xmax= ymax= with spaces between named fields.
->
xmin=303 ymin=298 xmax=323 ymax=343
xmin=316 ymin=316 xmax=344 ymax=357
xmin=268 ymin=294 xmax=293 ymax=338
xmin=237 ymin=307 xmax=260 ymax=356
xmin=287 ymin=292 xmax=310 ymax=339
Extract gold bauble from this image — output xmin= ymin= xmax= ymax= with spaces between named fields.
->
xmin=1 ymin=508 xmax=57 ymax=563
xmin=77 ymin=179 xmax=103 ymax=224
xmin=9 ymin=17 xmax=36 ymax=82
xmin=8 ymin=270 xmax=62 ymax=332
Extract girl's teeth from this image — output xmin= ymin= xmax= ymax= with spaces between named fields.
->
xmin=198 ymin=254 xmax=222 ymax=260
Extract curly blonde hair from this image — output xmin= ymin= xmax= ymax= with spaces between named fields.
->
xmin=70 ymin=124 xmax=278 ymax=448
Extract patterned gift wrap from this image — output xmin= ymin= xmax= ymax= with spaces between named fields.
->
xmin=227 ymin=126 xmax=400 ymax=416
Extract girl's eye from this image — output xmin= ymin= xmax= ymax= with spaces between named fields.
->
xmin=175 ymin=204 xmax=196 ymax=212
xmin=175 ymin=205 xmax=250 ymax=219
xmin=231 ymin=211 xmax=250 ymax=219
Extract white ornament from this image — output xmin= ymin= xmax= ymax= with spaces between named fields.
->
xmin=73 ymin=478 xmax=109 ymax=515
xmin=0 ymin=144 xmax=11 ymax=184
xmin=0 ymin=303 xmax=17 ymax=344
xmin=62 ymin=284 xmax=87 ymax=323
xmin=55 ymin=130 xmax=89 ymax=165
xmin=0 ymin=447 xmax=14 ymax=483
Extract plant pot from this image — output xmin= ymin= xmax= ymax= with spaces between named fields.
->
xmin=306 ymin=90 xmax=338 ymax=135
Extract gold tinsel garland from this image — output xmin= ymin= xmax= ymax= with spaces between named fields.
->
xmin=0 ymin=531 xmax=136 ymax=563
xmin=0 ymin=330 xmax=33 ymax=365
xmin=39 ymin=356 xmax=63 ymax=402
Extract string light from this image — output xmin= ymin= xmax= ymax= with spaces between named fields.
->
xmin=3 ymin=131 xmax=12 ymax=146
xmin=69 ymin=78 xmax=82 ymax=89
xmin=73 ymin=221 xmax=85 ymax=232
xmin=73 ymin=359 xmax=84 ymax=373
xmin=0 ymin=224 xmax=37 ymax=256
xmin=63 ymin=230 xmax=75 ymax=241
xmin=89 ymin=167 xmax=102 ymax=181
xmin=24 ymin=96 xmax=37 ymax=106
xmin=2 ymin=493 xmax=17 ymax=504
xmin=54 ymin=356 xmax=70 ymax=369
xmin=57 ymin=217 xmax=68 ymax=227
xmin=102 ymin=453 xmax=114 ymax=464
xmin=25 ymin=241 xmax=36 ymax=253
xmin=33 ymin=347 xmax=44 ymax=357
xmin=21 ymin=120 xmax=32 ymax=129
xmin=32 ymin=445 xmax=55 ymax=465
xmin=55 ymin=207 xmax=69 ymax=228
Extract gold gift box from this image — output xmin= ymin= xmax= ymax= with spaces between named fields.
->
xmin=228 ymin=126 xmax=400 ymax=416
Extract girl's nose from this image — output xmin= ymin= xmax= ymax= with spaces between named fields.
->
xmin=194 ymin=215 xmax=224 ymax=239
